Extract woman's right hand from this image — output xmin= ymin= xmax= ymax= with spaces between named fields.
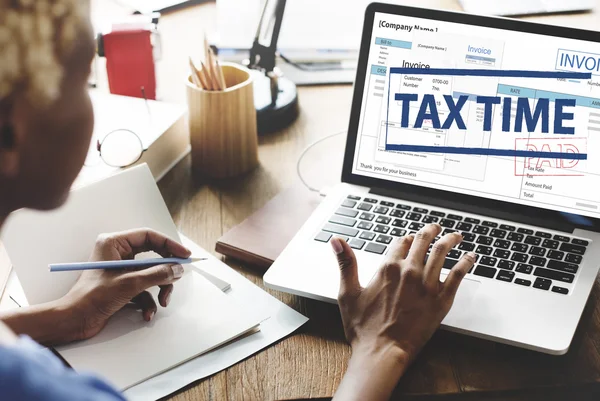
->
xmin=331 ymin=223 xmax=476 ymax=401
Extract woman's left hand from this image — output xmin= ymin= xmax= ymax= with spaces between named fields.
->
xmin=62 ymin=228 xmax=191 ymax=341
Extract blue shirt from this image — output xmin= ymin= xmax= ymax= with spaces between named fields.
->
xmin=0 ymin=336 xmax=126 ymax=401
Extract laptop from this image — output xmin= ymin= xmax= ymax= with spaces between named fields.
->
xmin=264 ymin=3 xmax=600 ymax=355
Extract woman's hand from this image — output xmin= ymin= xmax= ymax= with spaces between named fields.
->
xmin=0 ymin=228 xmax=191 ymax=346
xmin=331 ymin=223 xmax=476 ymax=401
xmin=63 ymin=228 xmax=192 ymax=341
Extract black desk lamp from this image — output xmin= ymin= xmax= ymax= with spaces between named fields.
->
xmin=246 ymin=0 xmax=299 ymax=134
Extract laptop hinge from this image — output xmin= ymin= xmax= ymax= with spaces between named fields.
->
xmin=370 ymin=187 xmax=576 ymax=233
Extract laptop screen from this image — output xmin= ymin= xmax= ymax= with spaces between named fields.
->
xmin=351 ymin=10 xmax=600 ymax=221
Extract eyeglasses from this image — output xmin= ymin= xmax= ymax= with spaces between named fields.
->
xmin=85 ymin=129 xmax=145 ymax=168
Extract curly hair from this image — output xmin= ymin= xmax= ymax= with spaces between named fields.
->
xmin=0 ymin=0 xmax=89 ymax=107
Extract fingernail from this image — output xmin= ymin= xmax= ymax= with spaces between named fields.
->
xmin=165 ymin=291 xmax=172 ymax=306
xmin=172 ymin=264 xmax=184 ymax=279
xmin=467 ymin=252 xmax=476 ymax=260
xmin=149 ymin=311 xmax=155 ymax=321
xmin=330 ymin=238 xmax=344 ymax=255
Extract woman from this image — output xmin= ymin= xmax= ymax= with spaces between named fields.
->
xmin=0 ymin=1 xmax=475 ymax=400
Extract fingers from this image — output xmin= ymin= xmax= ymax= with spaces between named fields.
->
xmin=158 ymin=284 xmax=174 ymax=307
xmin=132 ymin=291 xmax=157 ymax=321
xmin=103 ymin=229 xmax=191 ymax=259
xmin=385 ymin=235 xmax=414 ymax=263
xmin=442 ymin=252 xmax=477 ymax=300
xmin=407 ymin=224 xmax=442 ymax=264
xmin=331 ymin=237 xmax=362 ymax=300
xmin=123 ymin=263 xmax=185 ymax=294
xmin=424 ymin=232 xmax=463 ymax=284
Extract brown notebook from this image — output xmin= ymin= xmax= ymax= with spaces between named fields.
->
xmin=215 ymin=185 xmax=322 ymax=270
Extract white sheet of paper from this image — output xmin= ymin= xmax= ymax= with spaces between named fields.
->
xmin=124 ymin=233 xmax=310 ymax=401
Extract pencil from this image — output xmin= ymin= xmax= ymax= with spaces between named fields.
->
xmin=200 ymin=61 xmax=215 ymax=91
xmin=49 ymin=257 xmax=207 ymax=272
xmin=188 ymin=57 xmax=203 ymax=88
xmin=207 ymin=47 xmax=221 ymax=90
xmin=216 ymin=59 xmax=226 ymax=90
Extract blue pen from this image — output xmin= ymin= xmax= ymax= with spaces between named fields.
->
xmin=49 ymin=257 xmax=206 ymax=272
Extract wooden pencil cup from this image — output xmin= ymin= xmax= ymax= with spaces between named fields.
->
xmin=186 ymin=62 xmax=259 ymax=178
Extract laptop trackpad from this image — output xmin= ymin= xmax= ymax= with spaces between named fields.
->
xmin=441 ymin=276 xmax=481 ymax=327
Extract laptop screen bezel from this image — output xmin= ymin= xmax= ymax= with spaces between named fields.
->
xmin=341 ymin=2 xmax=600 ymax=232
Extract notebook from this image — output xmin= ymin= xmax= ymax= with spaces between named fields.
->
xmin=1 ymin=164 xmax=265 ymax=390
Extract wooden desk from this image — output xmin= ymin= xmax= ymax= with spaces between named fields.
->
xmin=95 ymin=1 xmax=600 ymax=399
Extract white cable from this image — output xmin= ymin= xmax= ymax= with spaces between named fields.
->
xmin=296 ymin=130 xmax=346 ymax=194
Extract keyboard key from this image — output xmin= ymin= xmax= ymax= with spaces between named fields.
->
xmin=524 ymin=236 xmax=542 ymax=246
xmin=480 ymin=256 xmax=497 ymax=267
xmin=515 ymin=278 xmax=531 ymax=287
xmin=413 ymin=207 xmax=428 ymax=214
xmin=534 ymin=267 xmax=574 ymax=283
xmin=542 ymin=239 xmax=559 ymax=250
xmin=329 ymin=215 xmax=357 ymax=227
xmin=498 ymin=260 xmax=515 ymax=270
xmin=496 ymin=270 xmax=515 ymax=282
xmin=516 ymin=263 xmax=533 ymax=274
xmin=529 ymin=256 xmax=547 ymax=267
xmin=448 ymin=249 xmax=462 ymax=259
xmin=374 ymin=206 xmax=389 ymax=215
xmin=314 ymin=231 xmax=332 ymax=242
xmin=511 ymin=243 xmax=528 ymax=253
xmin=494 ymin=239 xmax=510 ymax=249
xmin=357 ymin=203 xmax=373 ymax=211
xmin=422 ymin=215 xmax=439 ymax=223
xmin=323 ymin=223 xmax=359 ymax=237
xmin=547 ymin=250 xmax=564 ymax=260
xmin=458 ymin=242 xmax=475 ymax=251
xmin=547 ymin=260 xmax=579 ymax=274
xmin=376 ymin=234 xmax=393 ymax=244
xmin=332 ymin=235 xmax=349 ymax=242
xmin=565 ymin=253 xmax=582 ymax=264
xmin=442 ymin=229 xmax=457 ymax=236
xmin=341 ymin=199 xmax=357 ymax=208
xmin=476 ymin=236 xmax=493 ymax=245
xmin=507 ymin=232 xmax=524 ymax=242
xmin=349 ymin=239 xmax=366 ymax=250
xmin=409 ymin=222 xmax=425 ymax=231
xmin=499 ymin=224 xmax=516 ymax=231
xmin=447 ymin=214 xmax=463 ymax=221
xmin=493 ymin=249 xmax=510 ymax=259
xmin=476 ymin=245 xmax=493 ymax=255
xmin=347 ymin=195 xmax=361 ymax=200
xmin=533 ymin=278 xmax=552 ymax=290
xmin=474 ymin=265 xmax=497 ymax=278
xmin=489 ymin=229 xmax=506 ymax=239
xmin=374 ymin=225 xmax=390 ymax=234
xmin=482 ymin=221 xmax=498 ymax=228
xmin=357 ymin=221 xmax=373 ymax=230
xmin=572 ymin=238 xmax=589 ymax=246
xmin=424 ymin=255 xmax=458 ymax=269
xmin=380 ymin=201 xmax=394 ymax=207
xmin=396 ymin=204 xmax=411 ymax=210
xmin=406 ymin=213 xmax=422 ymax=221
xmin=430 ymin=211 xmax=445 ymax=217
xmin=365 ymin=242 xmax=386 ymax=254
xmin=456 ymin=222 xmax=473 ymax=231
xmin=390 ymin=228 xmax=406 ymax=237
xmin=473 ymin=226 xmax=489 ymax=235
xmin=511 ymin=252 xmax=528 ymax=262
xmin=462 ymin=233 xmax=476 ymax=242
xmin=529 ymin=246 xmax=546 ymax=257
xmin=359 ymin=231 xmax=376 ymax=241
xmin=390 ymin=209 xmax=405 ymax=218
xmin=359 ymin=213 xmax=375 ymax=221
xmin=336 ymin=207 xmax=358 ymax=218
xmin=439 ymin=219 xmax=456 ymax=228
xmin=552 ymin=286 xmax=569 ymax=295
xmin=392 ymin=219 xmax=408 ymax=228
xmin=465 ymin=217 xmax=481 ymax=224
xmin=535 ymin=231 xmax=552 ymax=239
xmin=517 ymin=228 xmax=534 ymax=235
xmin=559 ymin=243 xmax=586 ymax=256
xmin=364 ymin=198 xmax=378 ymax=203
xmin=376 ymin=216 xmax=391 ymax=224
xmin=554 ymin=235 xmax=570 ymax=242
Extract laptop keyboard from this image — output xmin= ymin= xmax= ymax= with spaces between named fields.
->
xmin=314 ymin=195 xmax=591 ymax=296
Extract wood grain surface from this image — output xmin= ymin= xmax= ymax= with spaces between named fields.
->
xmin=88 ymin=1 xmax=600 ymax=400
